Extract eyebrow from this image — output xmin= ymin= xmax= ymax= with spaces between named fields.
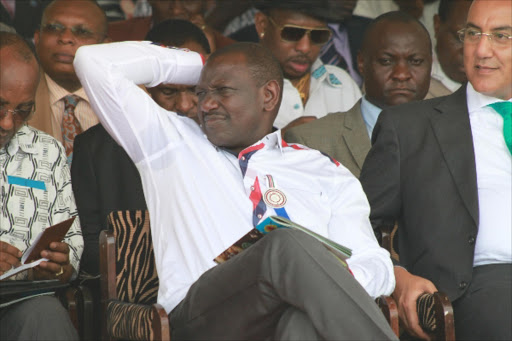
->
xmin=466 ymin=23 xmax=512 ymax=31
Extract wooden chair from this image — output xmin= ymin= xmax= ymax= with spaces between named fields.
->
xmin=59 ymin=284 xmax=95 ymax=340
xmin=379 ymin=224 xmax=455 ymax=340
xmin=100 ymin=210 xmax=169 ymax=341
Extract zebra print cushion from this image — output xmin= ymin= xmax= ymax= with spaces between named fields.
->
xmin=108 ymin=210 xmax=159 ymax=304
xmin=106 ymin=300 xmax=154 ymax=340
xmin=417 ymin=293 xmax=437 ymax=333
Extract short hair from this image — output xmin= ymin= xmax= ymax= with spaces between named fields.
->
xmin=209 ymin=42 xmax=283 ymax=90
xmin=42 ymin=0 xmax=108 ymax=38
xmin=360 ymin=11 xmax=432 ymax=55
xmin=0 ymin=32 xmax=38 ymax=63
xmin=438 ymin=0 xmax=473 ymax=22
xmin=145 ymin=19 xmax=211 ymax=54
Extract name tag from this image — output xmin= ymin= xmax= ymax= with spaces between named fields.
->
xmin=7 ymin=176 xmax=46 ymax=191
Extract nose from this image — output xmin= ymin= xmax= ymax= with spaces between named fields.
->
xmin=176 ymin=92 xmax=197 ymax=117
xmin=391 ymin=61 xmax=412 ymax=82
xmin=473 ymin=34 xmax=494 ymax=59
xmin=0 ymin=111 xmax=15 ymax=131
xmin=294 ymin=32 xmax=313 ymax=53
xmin=169 ymin=0 xmax=187 ymax=18
xmin=58 ymin=27 xmax=75 ymax=44
xmin=199 ymin=91 xmax=219 ymax=113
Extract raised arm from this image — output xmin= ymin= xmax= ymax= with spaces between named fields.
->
xmin=73 ymin=41 xmax=204 ymax=164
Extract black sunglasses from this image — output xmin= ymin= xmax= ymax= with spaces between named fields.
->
xmin=267 ymin=16 xmax=332 ymax=45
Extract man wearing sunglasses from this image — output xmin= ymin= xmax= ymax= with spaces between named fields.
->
xmin=360 ymin=0 xmax=511 ymax=339
xmin=254 ymin=0 xmax=362 ymax=131
xmin=27 ymin=0 xmax=111 ymax=164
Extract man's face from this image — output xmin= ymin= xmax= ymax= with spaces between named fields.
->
xmin=0 ymin=47 xmax=39 ymax=149
xmin=149 ymin=0 xmax=205 ymax=24
xmin=34 ymin=0 xmax=106 ymax=86
xmin=196 ymin=53 xmax=269 ymax=155
xmin=359 ymin=21 xmax=432 ymax=108
xmin=256 ymin=9 xmax=327 ymax=82
xmin=434 ymin=0 xmax=471 ymax=84
xmin=148 ymin=41 xmax=207 ymax=124
xmin=464 ymin=0 xmax=512 ymax=100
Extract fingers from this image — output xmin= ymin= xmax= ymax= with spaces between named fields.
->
xmin=40 ymin=242 xmax=70 ymax=265
xmin=0 ymin=241 xmax=22 ymax=274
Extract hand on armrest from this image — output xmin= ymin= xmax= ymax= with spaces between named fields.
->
xmin=393 ymin=266 xmax=437 ymax=340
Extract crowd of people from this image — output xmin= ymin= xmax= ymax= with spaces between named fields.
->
xmin=0 ymin=0 xmax=510 ymax=340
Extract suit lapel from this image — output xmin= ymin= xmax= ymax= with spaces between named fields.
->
xmin=342 ymin=103 xmax=372 ymax=170
xmin=429 ymin=85 xmax=479 ymax=226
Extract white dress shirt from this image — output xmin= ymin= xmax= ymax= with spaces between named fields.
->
xmin=74 ymin=41 xmax=395 ymax=313
xmin=466 ymin=83 xmax=512 ymax=266
xmin=0 ymin=125 xmax=83 ymax=278
xmin=276 ymin=59 xmax=362 ymax=129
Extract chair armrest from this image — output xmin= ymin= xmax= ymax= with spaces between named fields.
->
xmin=375 ymin=295 xmax=399 ymax=337
xmin=58 ymin=284 xmax=95 ymax=340
xmin=416 ymin=291 xmax=455 ymax=340
xmin=100 ymin=230 xmax=117 ymax=340
xmin=106 ymin=300 xmax=170 ymax=341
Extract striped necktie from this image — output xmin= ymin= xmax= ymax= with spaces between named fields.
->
xmin=488 ymin=101 xmax=512 ymax=154
xmin=61 ymin=95 xmax=82 ymax=163
xmin=320 ymin=36 xmax=348 ymax=71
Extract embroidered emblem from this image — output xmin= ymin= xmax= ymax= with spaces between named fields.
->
xmin=312 ymin=65 xmax=327 ymax=79
xmin=294 ymin=103 xmax=300 ymax=110
xmin=329 ymin=74 xmax=342 ymax=85
xmin=263 ymin=188 xmax=287 ymax=208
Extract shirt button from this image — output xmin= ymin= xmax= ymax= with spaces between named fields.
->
xmin=241 ymin=156 xmax=246 ymax=161
xmin=257 ymin=214 xmax=262 ymax=219
xmin=459 ymin=281 xmax=467 ymax=290
xmin=250 ymin=186 xmax=255 ymax=191
xmin=468 ymin=235 xmax=476 ymax=245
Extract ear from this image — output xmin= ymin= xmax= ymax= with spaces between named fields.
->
xmin=433 ymin=14 xmax=441 ymax=40
xmin=357 ymin=51 xmax=364 ymax=76
xmin=262 ymin=79 xmax=280 ymax=113
xmin=254 ymin=11 xmax=267 ymax=40
xmin=34 ymin=30 xmax=40 ymax=47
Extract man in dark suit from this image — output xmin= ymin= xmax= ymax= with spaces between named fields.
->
xmin=71 ymin=19 xmax=211 ymax=277
xmin=284 ymin=12 xmax=432 ymax=177
xmin=359 ymin=0 xmax=512 ymax=339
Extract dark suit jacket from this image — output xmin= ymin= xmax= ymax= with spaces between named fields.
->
xmin=0 ymin=0 xmax=51 ymax=39
xmin=71 ymin=124 xmax=147 ymax=275
xmin=359 ymin=85 xmax=479 ymax=301
xmin=284 ymin=101 xmax=370 ymax=178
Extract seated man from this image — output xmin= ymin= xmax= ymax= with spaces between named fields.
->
xmin=75 ymin=38 xmax=397 ymax=339
xmin=0 ymin=32 xmax=83 ymax=340
xmin=360 ymin=0 xmax=511 ymax=339
xmin=254 ymin=0 xmax=362 ymax=130
xmin=427 ymin=0 xmax=472 ymax=98
xmin=72 ymin=18 xmax=211 ymax=277
xmin=285 ymin=11 xmax=432 ymax=178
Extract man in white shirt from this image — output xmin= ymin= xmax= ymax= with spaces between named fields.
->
xmin=360 ymin=0 xmax=512 ymax=339
xmin=253 ymin=0 xmax=362 ymax=131
xmin=0 ymin=31 xmax=82 ymax=341
xmin=74 ymin=40 xmax=397 ymax=339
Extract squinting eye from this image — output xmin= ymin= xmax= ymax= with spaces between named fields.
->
xmin=43 ymin=23 xmax=64 ymax=33
xmin=160 ymin=89 xmax=179 ymax=96
xmin=493 ymin=32 xmax=510 ymax=41
xmin=410 ymin=59 xmax=423 ymax=66
xmin=72 ymin=27 xmax=94 ymax=38
xmin=378 ymin=58 xmax=392 ymax=66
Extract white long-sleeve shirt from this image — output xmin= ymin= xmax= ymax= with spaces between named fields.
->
xmin=74 ymin=41 xmax=395 ymax=313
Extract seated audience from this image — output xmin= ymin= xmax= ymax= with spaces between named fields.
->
xmin=428 ymin=0 xmax=472 ymax=98
xmin=0 ymin=0 xmax=51 ymax=40
xmin=0 ymin=31 xmax=83 ymax=340
xmin=359 ymin=0 xmax=511 ymax=339
xmin=255 ymin=0 xmax=362 ymax=131
xmin=74 ymin=39 xmax=397 ymax=339
xmin=285 ymin=11 xmax=432 ymax=178
xmin=72 ymin=18 xmax=211 ymax=278
xmin=27 ymin=0 xmax=110 ymax=164
xmin=107 ymin=0 xmax=233 ymax=53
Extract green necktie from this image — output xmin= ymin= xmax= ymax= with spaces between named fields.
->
xmin=488 ymin=101 xmax=512 ymax=154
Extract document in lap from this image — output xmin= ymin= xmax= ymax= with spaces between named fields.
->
xmin=214 ymin=216 xmax=352 ymax=268
xmin=0 ymin=217 xmax=76 ymax=281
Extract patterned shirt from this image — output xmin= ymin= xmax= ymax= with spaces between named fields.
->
xmin=0 ymin=125 xmax=83 ymax=278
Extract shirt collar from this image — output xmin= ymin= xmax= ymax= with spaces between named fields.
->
xmin=431 ymin=59 xmax=462 ymax=93
xmin=237 ymin=130 xmax=284 ymax=158
xmin=45 ymin=73 xmax=89 ymax=105
xmin=2 ymin=125 xmax=38 ymax=156
xmin=310 ymin=59 xmax=343 ymax=87
xmin=466 ymin=82 xmax=512 ymax=114
xmin=360 ymin=96 xmax=382 ymax=137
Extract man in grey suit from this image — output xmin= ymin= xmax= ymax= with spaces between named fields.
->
xmin=285 ymin=11 xmax=432 ymax=177
xmin=360 ymin=0 xmax=512 ymax=339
